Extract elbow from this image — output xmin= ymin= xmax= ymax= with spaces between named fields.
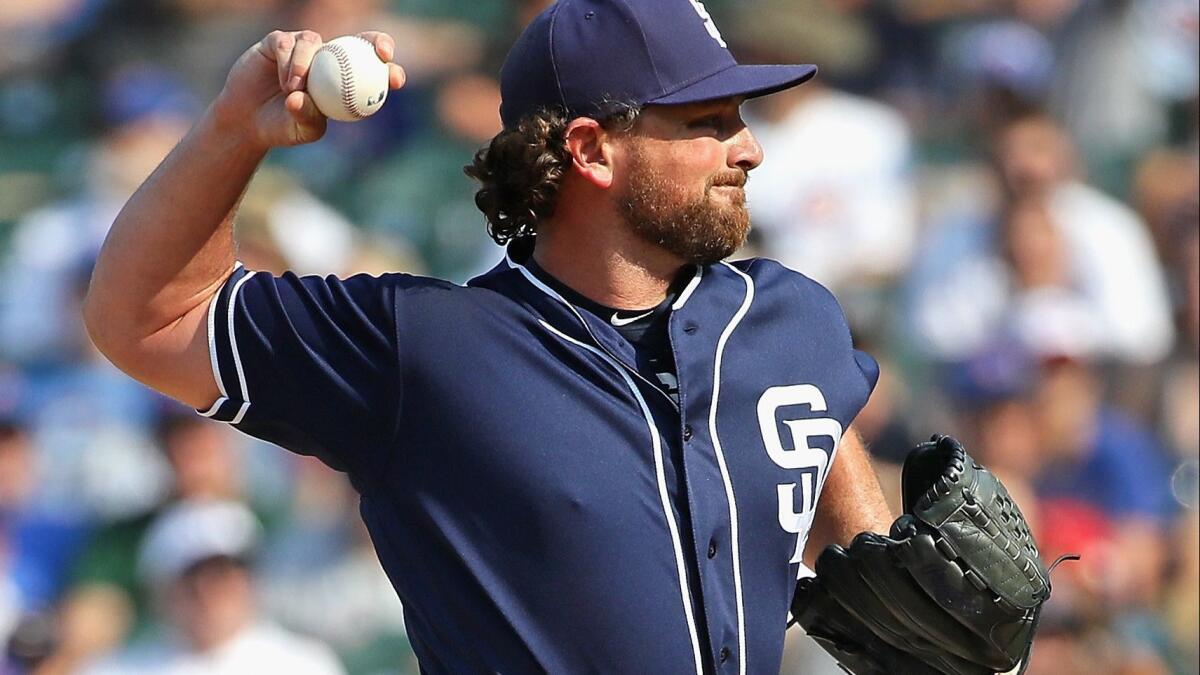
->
xmin=81 ymin=283 xmax=135 ymax=368
xmin=81 ymin=286 xmax=116 ymax=360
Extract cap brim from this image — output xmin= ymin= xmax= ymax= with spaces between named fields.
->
xmin=649 ymin=63 xmax=817 ymax=106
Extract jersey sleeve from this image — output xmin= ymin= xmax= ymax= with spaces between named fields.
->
xmin=196 ymin=263 xmax=407 ymax=480
xmin=786 ymin=262 xmax=880 ymax=418
xmin=749 ymin=257 xmax=880 ymax=423
xmin=852 ymin=347 xmax=880 ymax=398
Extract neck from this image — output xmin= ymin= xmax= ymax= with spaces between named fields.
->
xmin=531 ymin=217 xmax=686 ymax=311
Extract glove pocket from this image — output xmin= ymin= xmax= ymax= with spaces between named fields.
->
xmin=933 ymin=505 xmax=1049 ymax=610
xmin=893 ymin=528 xmax=1038 ymax=671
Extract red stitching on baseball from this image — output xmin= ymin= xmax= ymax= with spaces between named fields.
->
xmin=324 ymin=39 xmax=367 ymax=119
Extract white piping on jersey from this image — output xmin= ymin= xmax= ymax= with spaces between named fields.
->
xmin=197 ymin=396 xmax=224 ymax=418
xmin=671 ymin=266 xmax=703 ymax=310
xmin=504 ymin=255 xmax=678 ymax=410
xmin=199 ymin=263 xmax=242 ymax=418
xmin=199 ymin=282 xmax=227 ymax=416
xmin=537 ymin=319 xmax=705 ymax=675
xmin=711 ymin=261 xmax=754 ymax=674
xmin=230 ymin=401 xmax=251 ymax=425
xmin=226 ymin=270 xmax=257 ymax=425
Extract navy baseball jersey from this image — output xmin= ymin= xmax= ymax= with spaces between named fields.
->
xmin=198 ymin=251 xmax=878 ymax=674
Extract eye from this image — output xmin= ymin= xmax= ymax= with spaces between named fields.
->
xmin=688 ymin=115 xmax=722 ymax=130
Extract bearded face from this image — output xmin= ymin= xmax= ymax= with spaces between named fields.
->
xmin=617 ymin=141 xmax=751 ymax=265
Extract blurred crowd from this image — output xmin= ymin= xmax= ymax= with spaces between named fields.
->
xmin=0 ymin=0 xmax=1195 ymax=673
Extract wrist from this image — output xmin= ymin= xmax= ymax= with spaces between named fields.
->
xmin=206 ymin=98 xmax=271 ymax=155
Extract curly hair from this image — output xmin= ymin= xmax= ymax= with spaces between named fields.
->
xmin=464 ymin=103 xmax=641 ymax=246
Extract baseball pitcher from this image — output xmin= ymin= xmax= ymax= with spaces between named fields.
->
xmin=83 ymin=1 xmax=1059 ymax=672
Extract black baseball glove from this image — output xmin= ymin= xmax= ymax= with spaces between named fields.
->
xmin=790 ymin=435 xmax=1075 ymax=675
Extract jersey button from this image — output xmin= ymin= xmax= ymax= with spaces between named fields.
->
xmin=707 ymin=540 xmax=717 ymax=559
xmin=682 ymin=425 xmax=693 ymax=441
xmin=719 ymin=647 xmax=731 ymax=663
xmin=683 ymin=322 xmax=698 ymax=334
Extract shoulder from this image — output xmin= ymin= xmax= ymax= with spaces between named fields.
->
xmin=75 ymin=640 xmax=176 ymax=675
xmin=237 ymin=624 xmax=345 ymax=674
xmin=305 ymin=270 xmax=461 ymax=295
xmin=1052 ymin=182 xmax=1146 ymax=238
xmin=237 ymin=268 xmax=485 ymax=317
xmin=725 ymin=258 xmax=880 ymax=401
xmin=729 ymin=257 xmax=842 ymax=307
xmin=726 ymin=257 xmax=861 ymax=346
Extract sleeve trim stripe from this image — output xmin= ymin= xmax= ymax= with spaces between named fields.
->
xmin=227 ymin=269 xmax=257 ymax=407
xmin=206 ymin=271 xmax=231 ymax=401
xmin=198 ymin=396 xmax=227 ymax=417
xmin=231 ymin=401 xmax=251 ymax=425
xmin=193 ymin=263 xmax=250 ymax=424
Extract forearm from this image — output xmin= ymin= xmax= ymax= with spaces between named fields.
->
xmin=806 ymin=428 xmax=894 ymax=564
xmin=83 ymin=108 xmax=266 ymax=355
xmin=81 ymin=30 xmax=400 ymax=409
xmin=82 ymin=108 xmax=270 ymax=409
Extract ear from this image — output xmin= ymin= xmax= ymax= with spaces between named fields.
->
xmin=564 ymin=118 xmax=615 ymax=189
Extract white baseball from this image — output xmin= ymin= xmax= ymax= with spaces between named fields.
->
xmin=306 ymin=35 xmax=389 ymax=122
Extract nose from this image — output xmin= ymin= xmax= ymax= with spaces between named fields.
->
xmin=728 ymin=126 xmax=763 ymax=172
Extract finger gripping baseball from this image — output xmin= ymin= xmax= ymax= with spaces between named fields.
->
xmin=307 ymin=35 xmax=389 ymax=122
xmin=792 ymin=435 xmax=1073 ymax=675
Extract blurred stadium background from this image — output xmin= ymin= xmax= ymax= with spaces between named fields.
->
xmin=0 ymin=0 xmax=1196 ymax=673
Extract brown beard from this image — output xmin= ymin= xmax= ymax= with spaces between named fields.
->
xmin=618 ymin=144 xmax=751 ymax=265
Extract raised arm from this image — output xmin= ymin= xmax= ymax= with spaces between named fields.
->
xmin=81 ymin=30 xmax=405 ymax=409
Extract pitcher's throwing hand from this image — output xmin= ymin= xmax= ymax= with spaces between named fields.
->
xmin=212 ymin=30 xmax=405 ymax=148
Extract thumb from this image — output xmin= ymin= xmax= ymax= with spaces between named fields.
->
xmin=284 ymin=90 xmax=328 ymax=144
xmin=286 ymin=90 xmax=325 ymax=124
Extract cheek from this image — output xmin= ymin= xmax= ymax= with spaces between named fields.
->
xmin=640 ymin=138 xmax=723 ymax=170
xmin=657 ymin=143 xmax=726 ymax=192
xmin=682 ymin=141 xmax=727 ymax=170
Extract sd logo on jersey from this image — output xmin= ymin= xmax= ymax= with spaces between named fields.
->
xmin=757 ymin=384 xmax=843 ymax=564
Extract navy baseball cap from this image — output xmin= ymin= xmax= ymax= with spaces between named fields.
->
xmin=499 ymin=0 xmax=818 ymax=129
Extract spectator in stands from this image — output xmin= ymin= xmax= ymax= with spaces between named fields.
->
xmin=907 ymin=112 xmax=1174 ymax=365
xmin=941 ymin=345 xmax=1042 ymax=486
xmin=1024 ymin=316 xmax=1175 ymax=614
xmin=260 ymin=457 xmax=414 ymax=674
xmin=82 ymin=500 xmax=344 ymax=675
xmin=732 ymin=0 xmax=917 ymax=324
xmin=352 ymin=70 xmax=505 ymax=280
xmin=0 ymin=65 xmax=195 ymax=366
xmin=0 ymin=416 xmax=89 ymax=627
xmin=68 ymin=408 xmax=247 ymax=647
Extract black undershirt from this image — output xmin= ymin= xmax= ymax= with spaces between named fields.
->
xmin=524 ymin=259 xmax=687 ymax=405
